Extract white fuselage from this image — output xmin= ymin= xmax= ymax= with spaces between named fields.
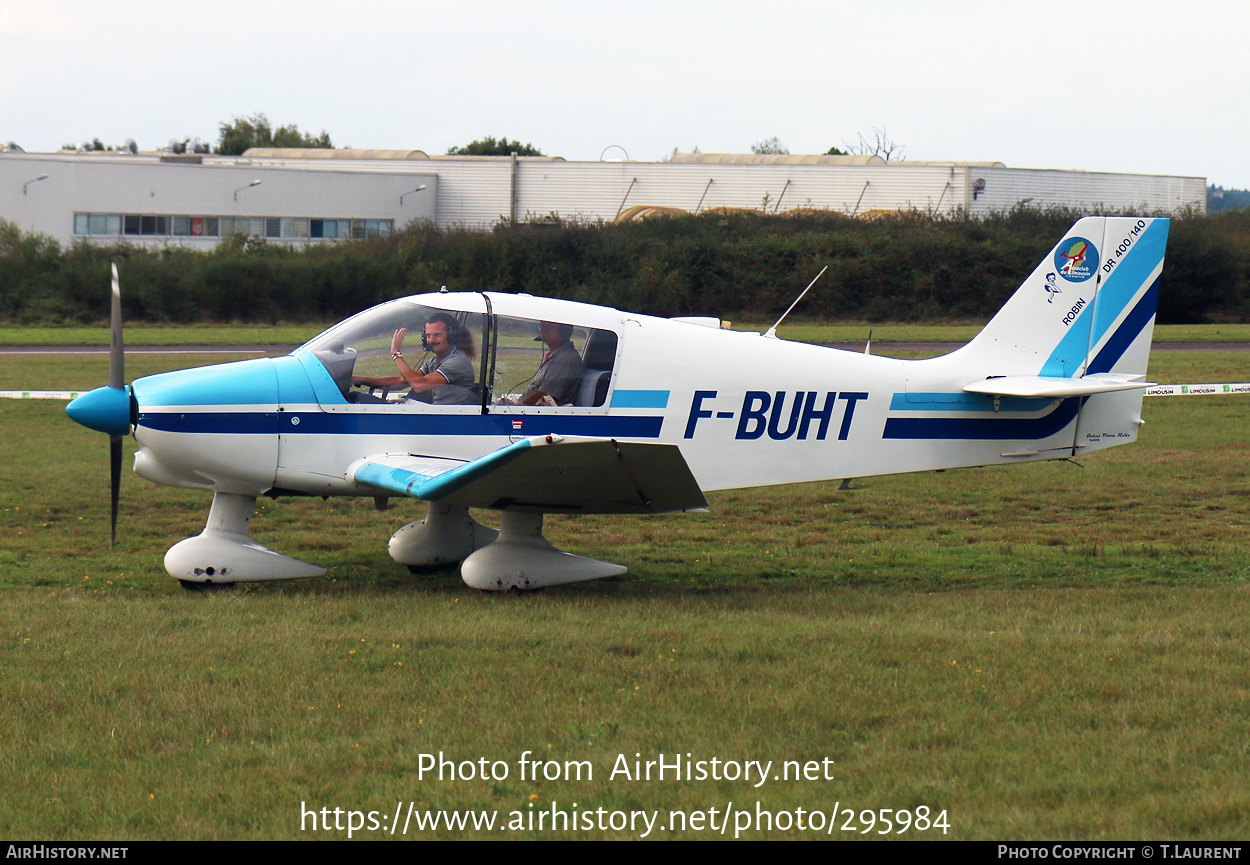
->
xmin=130 ymin=288 xmax=1152 ymax=506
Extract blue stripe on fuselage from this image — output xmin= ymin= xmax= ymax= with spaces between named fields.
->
xmin=137 ymin=411 xmax=665 ymax=438
xmin=138 ymin=412 xmax=279 ymax=434
xmin=890 ymin=393 xmax=1055 ymax=413
xmin=610 ymin=390 xmax=670 ymax=408
xmin=883 ymin=398 xmax=1080 ymax=440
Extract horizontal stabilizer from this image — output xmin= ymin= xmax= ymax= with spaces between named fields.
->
xmin=351 ymin=435 xmax=707 ymax=514
xmin=963 ymin=373 xmax=1153 ymax=399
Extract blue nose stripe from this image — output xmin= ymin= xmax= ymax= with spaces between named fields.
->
xmin=66 ymin=386 xmax=131 ymax=436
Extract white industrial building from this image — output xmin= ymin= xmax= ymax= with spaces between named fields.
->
xmin=0 ymin=147 xmax=1206 ymax=248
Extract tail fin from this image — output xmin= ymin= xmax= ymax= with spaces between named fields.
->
xmin=952 ymin=216 xmax=1169 ymax=456
xmin=964 ymin=216 xmax=1168 ymax=381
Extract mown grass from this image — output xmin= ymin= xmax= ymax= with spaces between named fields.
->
xmin=4 ymin=588 xmax=1249 ymax=840
xmin=0 ymin=350 xmax=1247 ymax=840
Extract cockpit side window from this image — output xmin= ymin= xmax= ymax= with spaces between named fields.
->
xmin=491 ymin=316 xmax=617 ymax=408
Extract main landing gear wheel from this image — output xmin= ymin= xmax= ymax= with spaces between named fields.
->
xmin=405 ymin=563 xmax=459 ymax=576
xmin=178 ymin=579 xmax=238 ymax=591
xmin=460 ymin=512 xmax=626 ymax=591
xmin=389 ymin=503 xmax=498 ymax=570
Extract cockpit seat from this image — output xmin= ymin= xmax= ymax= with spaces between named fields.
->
xmin=575 ymin=369 xmax=611 ymax=407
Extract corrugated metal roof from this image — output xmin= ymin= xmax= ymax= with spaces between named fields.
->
xmin=428 ymin=154 xmax=567 ymax=162
xmin=242 ymin=148 xmax=430 ymax=160
xmin=894 ymin=161 xmax=1007 ymax=169
xmin=668 ymin=153 xmax=887 ymax=167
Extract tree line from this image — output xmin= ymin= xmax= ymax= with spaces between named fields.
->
xmin=1 ymin=208 xmax=1245 ymax=326
xmin=52 ymin=115 xmax=547 ymax=159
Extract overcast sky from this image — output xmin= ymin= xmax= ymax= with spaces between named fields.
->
xmin=3 ymin=0 xmax=1246 ymax=188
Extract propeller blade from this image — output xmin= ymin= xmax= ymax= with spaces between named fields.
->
xmin=109 ymin=262 xmax=124 ymax=390
xmin=110 ymin=434 xmax=122 ymax=547
xmin=109 ymin=262 xmax=124 ymax=546
xmin=66 ymin=262 xmax=130 ymax=545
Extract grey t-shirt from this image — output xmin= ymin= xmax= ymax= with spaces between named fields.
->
xmin=417 ymin=348 xmax=476 ymax=405
xmin=523 ymin=342 xmax=587 ymax=406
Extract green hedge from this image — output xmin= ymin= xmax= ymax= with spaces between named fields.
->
xmin=1 ymin=209 xmax=1245 ymax=325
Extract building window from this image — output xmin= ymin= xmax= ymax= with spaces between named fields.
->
xmin=280 ymin=218 xmax=308 ymax=238
xmin=312 ymin=219 xmax=352 ymax=239
xmin=222 ymin=216 xmax=263 ymax=237
xmin=74 ymin=213 xmax=384 ymax=241
xmin=73 ymin=213 xmax=121 ymax=235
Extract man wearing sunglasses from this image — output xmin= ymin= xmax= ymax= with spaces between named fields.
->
xmin=520 ymin=320 xmax=586 ymax=406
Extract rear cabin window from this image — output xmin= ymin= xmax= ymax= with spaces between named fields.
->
xmin=492 ymin=315 xmax=617 ymax=408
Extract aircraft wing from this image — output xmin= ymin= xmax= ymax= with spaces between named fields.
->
xmin=349 ymin=435 xmax=708 ymax=515
xmin=963 ymin=373 xmax=1153 ymax=399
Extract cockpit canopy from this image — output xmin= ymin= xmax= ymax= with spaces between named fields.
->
xmin=300 ymin=298 xmax=618 ymax=408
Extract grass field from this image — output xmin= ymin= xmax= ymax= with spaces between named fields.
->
xmin=0 ymin=347 xmax=1247 ymax=840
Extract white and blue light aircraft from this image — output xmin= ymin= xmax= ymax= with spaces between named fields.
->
xmin=66 ymin=216 xmax=1168 ymax=590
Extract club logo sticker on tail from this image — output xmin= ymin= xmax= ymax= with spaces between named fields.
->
xmin=1055 ymin=237 xmax=1097 ymax=282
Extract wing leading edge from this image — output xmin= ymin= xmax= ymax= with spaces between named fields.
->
xmin=349 ymin=435 xmax=708 ymax=515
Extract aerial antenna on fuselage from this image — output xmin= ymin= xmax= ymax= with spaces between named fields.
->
xmin=764 ymin=265 xmax=828 ymax=340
